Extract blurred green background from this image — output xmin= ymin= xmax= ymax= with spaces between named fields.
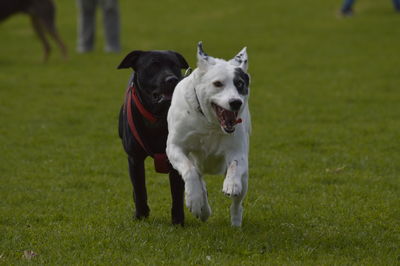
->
xmin=0 ymin=0 xmax=399 ymax=264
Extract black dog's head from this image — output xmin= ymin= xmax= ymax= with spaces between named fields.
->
xmin=118 ymin=50 xmax=189 ymax=115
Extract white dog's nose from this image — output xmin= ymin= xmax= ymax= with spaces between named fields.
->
xmin=229 ymin=99 xmax=242 ymax=111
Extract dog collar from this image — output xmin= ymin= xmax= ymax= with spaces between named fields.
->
xmin=183 ymin=67 xmax=192 ymax=78
xmin=193 ymin=87 xmax=205 ymax=116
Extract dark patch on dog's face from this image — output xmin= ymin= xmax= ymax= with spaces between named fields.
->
xmin=233 ymin=68 xmax=249 ymax=95
xmin=118 ymin=50 xmax=189 ymax=115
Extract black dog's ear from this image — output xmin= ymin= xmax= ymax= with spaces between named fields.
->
xmin=172 ymin=51 xmax=189 ymax=69
xmin=117 ymin=50 xmax=144 ymax=70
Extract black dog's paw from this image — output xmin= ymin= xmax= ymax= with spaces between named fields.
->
xmin=171 ymin=209 xmax=184 ymax=226
xmin=172 ymin=217 xmax=184 ymax=226
xmin=134 ymin=206 xmax=150 ymax=220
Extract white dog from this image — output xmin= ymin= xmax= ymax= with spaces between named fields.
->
xmin=166 ymin=42 xmax=251 ymax=226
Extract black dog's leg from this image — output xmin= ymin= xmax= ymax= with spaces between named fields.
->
xmin=169 ymin=169 xmax=185 ymax=225
xmin=128 ymin=156 xmax=150 ymax=219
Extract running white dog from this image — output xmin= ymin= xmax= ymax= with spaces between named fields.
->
xmin=166 ymin=42 xmax=251 ymax=226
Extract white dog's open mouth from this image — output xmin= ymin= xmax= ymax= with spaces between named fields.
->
xmin=212 ymin=103 xmax=242 ymax=133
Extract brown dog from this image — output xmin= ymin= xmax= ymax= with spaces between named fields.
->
xmin=0 ymin=0 xmax=68 ymax=62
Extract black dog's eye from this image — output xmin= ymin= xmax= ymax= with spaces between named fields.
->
xmin=213 ymin=81 xmax=224 ymax=88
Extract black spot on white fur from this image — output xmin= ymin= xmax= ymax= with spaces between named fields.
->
xmin=234 ymin=68 xmax=249 ymax=95
xmin=197 ymin=42 xmax=209 ymax=60
xmin=234 ymin=54 xmax=244 ymax=64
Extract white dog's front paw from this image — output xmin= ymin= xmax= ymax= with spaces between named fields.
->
xmin=185 ymin=182 xmax=211 ymax=221
xmin=201 ymin=201 xmax=212 ymax=221
xmin=222 ymin=179 xmax=242 ymax=197
xmin=185 ymin=191 xmax=211 ymax=222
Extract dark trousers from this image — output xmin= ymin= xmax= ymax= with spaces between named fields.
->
xmin=76 ymin=0 xmax=120 ymax=52
xmin=342 ymin=0 xmax=400 ymax=12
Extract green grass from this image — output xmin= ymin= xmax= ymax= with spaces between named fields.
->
xmin=1 ymin=0 xmax=400 ymax=264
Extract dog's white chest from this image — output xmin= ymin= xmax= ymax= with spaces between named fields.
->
xmin=186 ymin=132 xmax=227 ymax=174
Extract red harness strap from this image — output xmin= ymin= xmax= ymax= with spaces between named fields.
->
xmin=125 ymin=86 xmax=170 ymax=173
xmin=130 ymin=86 xmax=158 ymax=123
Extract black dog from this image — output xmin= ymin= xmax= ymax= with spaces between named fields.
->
xmin=118 ymin=50 xmax=189 ymax=225
xmin=0 ymin=0 xmax=67 ymax=62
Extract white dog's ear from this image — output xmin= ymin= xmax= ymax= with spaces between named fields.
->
xmin=229 ymin=47 xmax=248 ymax=72
xmin=197 ymin=41 xmax=215 ymax=72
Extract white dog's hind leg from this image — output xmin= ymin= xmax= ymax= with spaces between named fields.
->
xmin=222 ymin=160 xmax=242 ymax=197
xmin=230 ymin=174 xmax=248 ymax=227
xmin=199 ymin=178 xmax=212 ymax=221
xmin=222 ymin=159 xmax=248 ymax=226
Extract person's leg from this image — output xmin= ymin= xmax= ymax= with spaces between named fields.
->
xmin=341 ymin=0 xmax=355 ymax=15
xmin=393 ymin=0 xmax=400 ymax=11
xmin=101 ymin=0 xmax=121 ymax=52
xmin=76 ymin=0 xmax=97 ymax=52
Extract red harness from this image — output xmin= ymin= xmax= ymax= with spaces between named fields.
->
xmin=125 ymin=85 xmax=170 ymax=173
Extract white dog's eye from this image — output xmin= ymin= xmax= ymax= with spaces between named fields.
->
xmin=236 ymin=80 xmax=244 ymax=88
xmin=213 ymin=81 xmax=224 ymax=88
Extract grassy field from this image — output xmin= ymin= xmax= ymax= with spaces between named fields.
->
xmin=1 ymin=0 xmax=400 ymax=264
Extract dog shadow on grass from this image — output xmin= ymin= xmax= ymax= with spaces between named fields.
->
xmin=133 ymin=208 xmax=371 ymax=259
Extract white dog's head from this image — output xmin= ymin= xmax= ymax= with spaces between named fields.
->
xmin=194 ymin=42 xmax=250 ymax=134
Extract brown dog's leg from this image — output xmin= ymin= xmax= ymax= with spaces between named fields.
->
xmin=45 ymin=23 xmax=68 ymax=59
xmin=29 ymin=0 xmax=67 ymax=60
xmin=40 ymin=13 xmax=68 ymax=59
xmin=30 ymin=16 xmax=51 ymax=62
